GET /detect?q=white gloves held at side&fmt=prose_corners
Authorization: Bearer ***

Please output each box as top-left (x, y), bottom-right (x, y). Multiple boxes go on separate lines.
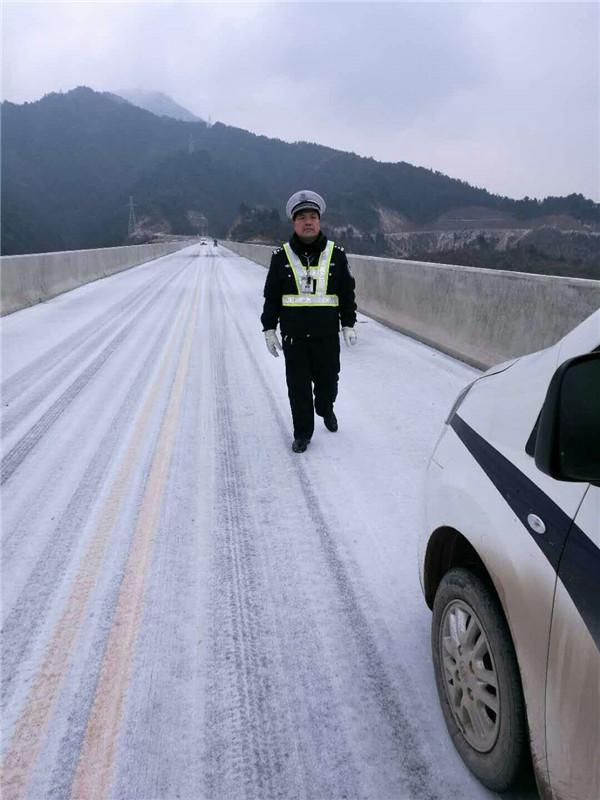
top-left (265, 327), bottom-right (356, 355)
top-left (342, 326), bottom-right (357, 347)
top-left (264, 329), bottom-right (283, 357)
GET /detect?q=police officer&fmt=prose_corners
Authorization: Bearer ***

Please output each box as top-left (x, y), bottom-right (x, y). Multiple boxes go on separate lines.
top-left (261, 190), bottom-right (357, 453)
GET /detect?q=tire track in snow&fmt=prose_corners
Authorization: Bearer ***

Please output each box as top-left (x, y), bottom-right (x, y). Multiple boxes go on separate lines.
top-left (0, 278), bottom-right (188, 703)
top-left (0, 260), bottom-right (190, 486)
top-left (1, 257), bottom-right (164, 401)
top-left (0, 273), bottom-right (186, 562)
top-left (106, 261), bottom-right (215, 800)
top-left (217, 263), bottom-right (443, 800)
top-left (0, 273), bottom-right (198, 800)
top-left (69, 269), bottom-right (202, 800)
top-left (1, 255), bottom-right (191, 437)
top-left (204, 266), bottom-right (360, 800)
top-left (204, 277), bottom-right (280, 800)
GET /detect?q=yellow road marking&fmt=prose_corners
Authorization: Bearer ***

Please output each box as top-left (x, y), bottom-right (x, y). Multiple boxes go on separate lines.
top-left (1, 277), bottom-right (195, 800)
top-left (71, 274), bottom-right (202, 800)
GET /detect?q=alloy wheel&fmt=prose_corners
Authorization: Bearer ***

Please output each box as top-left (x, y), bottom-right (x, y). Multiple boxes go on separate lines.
top-left (439, 599), bottom-right (500, 752)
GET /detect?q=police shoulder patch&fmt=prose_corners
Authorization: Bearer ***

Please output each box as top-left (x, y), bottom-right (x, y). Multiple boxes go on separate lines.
top-left (272, 246), bottom-right (283, 255)
top-left (334, 244), bottom-right (345, 252)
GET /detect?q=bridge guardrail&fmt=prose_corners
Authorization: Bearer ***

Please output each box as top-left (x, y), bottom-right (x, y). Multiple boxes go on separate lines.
top-left (224, 240), bottom-right (600, 369)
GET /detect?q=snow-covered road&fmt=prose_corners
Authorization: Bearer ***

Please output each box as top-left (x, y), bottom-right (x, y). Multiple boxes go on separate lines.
top-left (1, 245), bottom-right (538, 800)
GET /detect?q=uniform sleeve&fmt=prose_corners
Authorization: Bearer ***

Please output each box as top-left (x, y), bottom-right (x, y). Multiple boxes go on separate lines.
top-left (260, 254), bottom-right (282, 331)
top-left (337, 250), bottom-right (357, 328)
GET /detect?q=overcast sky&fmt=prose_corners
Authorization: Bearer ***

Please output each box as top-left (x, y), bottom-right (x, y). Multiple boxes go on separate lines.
top-left (2, 1), bottom-right (598, 201)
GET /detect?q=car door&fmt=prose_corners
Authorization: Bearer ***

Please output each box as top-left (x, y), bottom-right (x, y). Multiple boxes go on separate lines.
top-left (545, 485), bottom-right (600, 800)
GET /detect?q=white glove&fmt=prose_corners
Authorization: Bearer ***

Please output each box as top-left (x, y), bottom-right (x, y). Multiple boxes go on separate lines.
top-left (264, 329), bottom-right (283, 357)
top-left (342, 326), bottom-right (357, 347)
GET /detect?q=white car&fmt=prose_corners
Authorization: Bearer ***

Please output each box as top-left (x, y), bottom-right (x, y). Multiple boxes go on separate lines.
top-left (419, 309), bottom-right (599, 800)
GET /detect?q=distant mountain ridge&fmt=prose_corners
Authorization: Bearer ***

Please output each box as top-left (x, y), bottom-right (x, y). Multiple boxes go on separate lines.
top-left (112, 90), bottom-right (203, 122)
top-left (1, 86), bottom-right (598, 277)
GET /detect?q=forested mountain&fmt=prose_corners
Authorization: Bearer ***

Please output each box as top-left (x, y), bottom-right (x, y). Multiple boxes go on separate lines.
top-left (2, 87), bottom-right (598, 277)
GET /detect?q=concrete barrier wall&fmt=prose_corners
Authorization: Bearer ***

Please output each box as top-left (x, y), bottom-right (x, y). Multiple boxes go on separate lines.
top-left (224, 241), bottom-right (600, 369)
top-left (224, 242), bottom-right (273, 268)
top-left (0, 241), bottom-right (195, 316)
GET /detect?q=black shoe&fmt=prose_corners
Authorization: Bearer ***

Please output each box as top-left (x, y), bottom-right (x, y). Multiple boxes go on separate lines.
top-left (292, 438), bottom-right (310, 453)
top-left (323, 411), bottom-right (338, 432)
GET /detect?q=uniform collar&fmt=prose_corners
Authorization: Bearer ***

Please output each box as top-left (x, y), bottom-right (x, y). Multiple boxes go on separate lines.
top-left (290, 231), bottom-right (328, 257)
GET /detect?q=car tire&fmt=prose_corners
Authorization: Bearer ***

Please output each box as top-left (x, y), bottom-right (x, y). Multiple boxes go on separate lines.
top-left (431, 567), bottom-right (528, 792)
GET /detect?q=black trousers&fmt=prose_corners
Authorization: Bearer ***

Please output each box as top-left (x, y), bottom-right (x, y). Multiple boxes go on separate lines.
top-left (282, 334), bottom-right (340, 439)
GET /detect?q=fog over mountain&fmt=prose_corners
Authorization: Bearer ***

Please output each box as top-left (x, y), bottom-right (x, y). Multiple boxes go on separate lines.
top-left (2, 87), bottom-right (598, 277)
top-left (113, 90), bottom-right (203, 122)
top-left (3, 3), bottom-right (597, 203)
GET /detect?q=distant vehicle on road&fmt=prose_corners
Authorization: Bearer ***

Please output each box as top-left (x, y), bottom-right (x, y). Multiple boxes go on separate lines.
top-left (419, 310), bottom-right (599, 800)
top-left (199, 238), bottom-right (207, 246)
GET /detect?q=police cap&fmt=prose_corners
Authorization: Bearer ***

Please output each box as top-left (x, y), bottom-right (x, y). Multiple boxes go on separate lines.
top-left (286, 190), bottom-right (326, 220)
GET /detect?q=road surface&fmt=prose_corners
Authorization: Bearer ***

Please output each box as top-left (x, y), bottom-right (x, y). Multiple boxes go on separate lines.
top-left (1, 244), bottom-right (537, 799)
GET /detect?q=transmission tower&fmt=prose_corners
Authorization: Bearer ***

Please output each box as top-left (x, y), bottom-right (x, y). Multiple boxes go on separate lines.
top-left (128, 196), bottom-right (137, 237)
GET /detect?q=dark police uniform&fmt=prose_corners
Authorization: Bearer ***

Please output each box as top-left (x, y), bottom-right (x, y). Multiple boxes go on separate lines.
top-left (261, 231), bottom-right (357, 441)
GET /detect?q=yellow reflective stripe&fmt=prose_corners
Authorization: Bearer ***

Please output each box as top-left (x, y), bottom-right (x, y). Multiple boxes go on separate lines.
top-left (319, 241), bottom-right (335, 295)
top-left (282, 294), bottom-right (339, 306)
top-left (283, 243), bottom-right (301, 293)
top-left (282, 241), bottom-right (336, 304)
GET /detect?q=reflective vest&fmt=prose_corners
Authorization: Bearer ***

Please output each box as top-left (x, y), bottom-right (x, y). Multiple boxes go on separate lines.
top-left (281, 241), bottom-right (339, 307)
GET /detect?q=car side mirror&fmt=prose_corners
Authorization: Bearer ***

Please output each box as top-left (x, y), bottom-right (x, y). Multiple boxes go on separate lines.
top-left (535, 352), bottom-right (600, 482)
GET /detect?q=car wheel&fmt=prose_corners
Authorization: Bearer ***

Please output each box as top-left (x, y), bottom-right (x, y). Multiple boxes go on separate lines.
top-left (431, 567), bottom-right (528, 791)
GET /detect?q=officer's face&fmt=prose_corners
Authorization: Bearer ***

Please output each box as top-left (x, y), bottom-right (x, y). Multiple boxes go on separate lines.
top-left (293, 210), bottom-right (320, 242)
